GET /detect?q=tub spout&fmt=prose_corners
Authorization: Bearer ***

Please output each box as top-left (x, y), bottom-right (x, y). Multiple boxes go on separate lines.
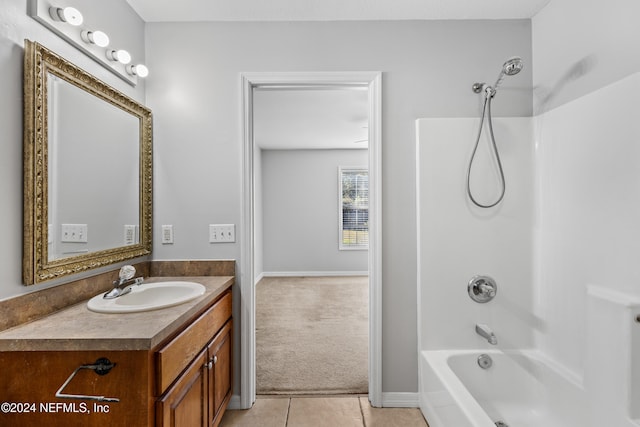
top-left (475, 323), bottom-right (497, 345)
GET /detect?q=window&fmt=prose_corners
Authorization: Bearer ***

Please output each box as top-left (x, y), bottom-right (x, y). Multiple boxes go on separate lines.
top-left (339, 167), bottom-right (369, 250)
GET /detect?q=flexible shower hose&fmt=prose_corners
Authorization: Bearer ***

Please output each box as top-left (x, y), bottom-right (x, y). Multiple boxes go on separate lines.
top-left (466, 89), bottom-right (506, 208)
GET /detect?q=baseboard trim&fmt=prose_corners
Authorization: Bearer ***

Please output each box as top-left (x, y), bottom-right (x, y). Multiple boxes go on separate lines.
top-left (254, 272), bottom-right (264, 285)
top-left (381, 392), bottom-right (420, 408)
top-left (260, 271), bottom-right (369, 279)
top-left (228, 394), bottom-right (243, 410)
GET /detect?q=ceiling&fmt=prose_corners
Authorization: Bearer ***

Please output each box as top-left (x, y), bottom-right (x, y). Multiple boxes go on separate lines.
top-left (253, 88), bottom-right (369, 150)
top-left (126, 0), bottom-right (552, 22)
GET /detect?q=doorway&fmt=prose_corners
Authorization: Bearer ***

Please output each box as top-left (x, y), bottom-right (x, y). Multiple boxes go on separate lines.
top-left (240, 72), bottom-right (382, 408)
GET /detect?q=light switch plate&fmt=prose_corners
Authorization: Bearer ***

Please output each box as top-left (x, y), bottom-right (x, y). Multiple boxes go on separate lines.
top-left (61, 224), bottom-right (88, 243)
top-left (209, 224), bottom-right (235, 243)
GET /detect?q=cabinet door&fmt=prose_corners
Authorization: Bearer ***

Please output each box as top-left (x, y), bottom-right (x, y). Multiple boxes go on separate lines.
top-left (157, 349), bottom-right (207, 427)
top-left (207, 320), bottom-right (233, 427)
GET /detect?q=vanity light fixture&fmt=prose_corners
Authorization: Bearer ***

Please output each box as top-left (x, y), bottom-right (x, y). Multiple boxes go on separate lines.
top-left (80, 30), bottom-right (110, 48)
top-left (31, 3), bottom-right (147, 85)
top-left (106, 49), bottom-right (131, 65)
top-left (126, 64), bottom-right (149, 78)
top-left (49, 6), bottom-right (83, 26)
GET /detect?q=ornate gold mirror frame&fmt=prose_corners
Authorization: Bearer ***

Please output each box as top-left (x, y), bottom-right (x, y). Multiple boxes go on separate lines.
top-left (23, 40), bottom-right (153, 285)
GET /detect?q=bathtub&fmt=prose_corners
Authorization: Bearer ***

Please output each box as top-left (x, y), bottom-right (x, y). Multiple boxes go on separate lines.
top-left (419, 349), bottom-right (589, 427)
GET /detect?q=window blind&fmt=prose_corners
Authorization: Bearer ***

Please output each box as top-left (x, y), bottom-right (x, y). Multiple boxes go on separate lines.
top-left (340, 168), bottom-right (369, 249)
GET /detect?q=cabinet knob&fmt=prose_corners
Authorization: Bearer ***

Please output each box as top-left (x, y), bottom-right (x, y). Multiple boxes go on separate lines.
top-left (206, 361), bottom-right (213, 370)
top-left (213, 356), bottom-right (218, 364)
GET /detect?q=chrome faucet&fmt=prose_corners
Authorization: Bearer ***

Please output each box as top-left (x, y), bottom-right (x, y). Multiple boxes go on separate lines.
top-left (475, 323), bottom-right (497, 345)
top-left (103, 265), bottom-right (144, 299)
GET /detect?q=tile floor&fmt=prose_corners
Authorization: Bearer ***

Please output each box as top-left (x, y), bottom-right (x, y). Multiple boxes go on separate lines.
top-left (220, 396), bottom-right (429, 427)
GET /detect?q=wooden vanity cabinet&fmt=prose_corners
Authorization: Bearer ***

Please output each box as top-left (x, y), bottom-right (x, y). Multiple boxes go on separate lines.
top-left (0, 349), bottom-right (154, 427)
top-left (0, 277), bottom-right (233, 427)
top-left (155, 291), bottom-right (233, 427)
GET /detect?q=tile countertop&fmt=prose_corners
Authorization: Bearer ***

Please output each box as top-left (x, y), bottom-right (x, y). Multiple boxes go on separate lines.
top-left (0, 276), bottom-right (233, 352)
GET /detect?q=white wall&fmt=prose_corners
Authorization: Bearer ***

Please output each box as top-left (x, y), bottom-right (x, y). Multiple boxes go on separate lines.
top-left (0, 0), bottom-right (145, 300)
top-left (532, 0), bottom-right (640, 114)
top-left (145, 19), bottom-right (532, 393)
top-left (261, 149), bottom-right (368, 275)
top-left (417, 117), bottom-right (534, 352)
top-left (532, 0), bottom-right (640, 383)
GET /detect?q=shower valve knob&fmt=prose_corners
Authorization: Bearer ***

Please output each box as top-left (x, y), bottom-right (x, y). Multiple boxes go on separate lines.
top-left (468, 275), bottom-right (497, 303)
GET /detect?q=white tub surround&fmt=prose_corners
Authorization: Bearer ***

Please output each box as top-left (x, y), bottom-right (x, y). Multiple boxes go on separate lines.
top-left (416, 117), bottom-right (534, 353)
top-left (417, 76), bottom-right (640, 427)
top-left (587, 285), bottom-right (640, 426)
top-left (420, 350), bottom-right (589, 427)
top-left (533, 73), bottom-right (640, 382)
top-left (418, 287), bottom-right (640, 427)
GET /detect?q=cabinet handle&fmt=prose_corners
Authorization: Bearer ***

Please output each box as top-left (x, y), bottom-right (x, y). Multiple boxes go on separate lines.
top-left (205, 356), bottom-right (218, 370)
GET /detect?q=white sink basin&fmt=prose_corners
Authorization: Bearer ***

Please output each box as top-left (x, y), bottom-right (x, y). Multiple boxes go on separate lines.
top-left (87, 281), bottom-right (206, 313)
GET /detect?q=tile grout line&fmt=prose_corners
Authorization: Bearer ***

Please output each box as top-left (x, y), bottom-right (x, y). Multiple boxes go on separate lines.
top-left (284, 397), bottom-right (292, 427)
top-left (358, 397), bottom-right (367, 427)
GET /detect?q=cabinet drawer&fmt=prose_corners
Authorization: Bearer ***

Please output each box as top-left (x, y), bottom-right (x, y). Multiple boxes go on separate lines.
top-left (157, 292), bottom-right (232, 394)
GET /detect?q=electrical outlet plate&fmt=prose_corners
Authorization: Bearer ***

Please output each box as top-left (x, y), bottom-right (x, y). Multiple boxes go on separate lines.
top-left (209, 224), bottom-right (235, 243)
top-left (124, 225), bottom-right (138, 245)
top-left (161, 225), bottom-right (174, 244)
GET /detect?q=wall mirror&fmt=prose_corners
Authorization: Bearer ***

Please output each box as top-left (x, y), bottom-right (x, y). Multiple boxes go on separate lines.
top-left (23, 40), bottom-right (153, 285)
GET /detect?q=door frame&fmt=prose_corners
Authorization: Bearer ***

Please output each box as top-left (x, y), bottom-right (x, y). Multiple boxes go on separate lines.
top-left (240, 71), bottom-right (382, 408)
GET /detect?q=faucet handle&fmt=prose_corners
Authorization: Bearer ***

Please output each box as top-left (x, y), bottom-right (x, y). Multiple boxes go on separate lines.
top-left (468, 275), bottom-right (497, 303)
top-left (118, 265), bottom-right (136, 281)
top-left (478, 283), bottom-right (496, 297)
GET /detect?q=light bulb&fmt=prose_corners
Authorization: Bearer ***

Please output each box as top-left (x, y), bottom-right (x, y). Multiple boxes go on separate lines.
top-left (49, 7), bottom-right (83, 26)
top-left (127, 64), bottom-right (149, 78)
top-left (106, 49), bottom-right (131, 65)
top-left (134, 64), bottom-right (149, 78)
top-left (81, 30), bottom-right (110, 48)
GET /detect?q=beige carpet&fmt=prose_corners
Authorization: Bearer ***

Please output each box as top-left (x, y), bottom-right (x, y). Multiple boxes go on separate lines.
top-left (256, 276), bottom-right (368, 395)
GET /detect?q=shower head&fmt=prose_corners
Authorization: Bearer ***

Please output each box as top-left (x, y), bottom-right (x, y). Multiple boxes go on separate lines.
top-left (493, 56), bottom-right (523, 91)
top-left (502, 56), bottom-right (523, 76)
top-left (471, 56), bottom-right (524, 96)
